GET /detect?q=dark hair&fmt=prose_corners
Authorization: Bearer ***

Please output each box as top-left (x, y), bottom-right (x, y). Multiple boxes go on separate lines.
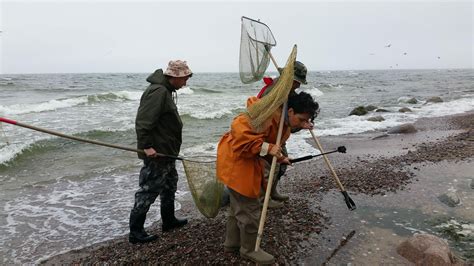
top-left (287, 91), bottom-right (319, 122)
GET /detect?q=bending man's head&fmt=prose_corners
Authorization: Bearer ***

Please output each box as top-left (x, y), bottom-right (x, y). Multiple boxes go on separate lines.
top-left (287, 91), bottom-right (319, 131)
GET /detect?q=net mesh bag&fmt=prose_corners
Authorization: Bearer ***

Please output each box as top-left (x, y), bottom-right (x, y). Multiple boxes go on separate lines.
top-left (239, 16), bottom-right (277, 84)
top-left (183, 158), bottom-right (223, 218)
top-left (246, 45), bottom-right (297, 132)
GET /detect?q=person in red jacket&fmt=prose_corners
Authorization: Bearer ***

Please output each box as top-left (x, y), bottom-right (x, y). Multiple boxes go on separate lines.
top-left (257, 61), bottom-right (313, 206)
top-left (216, 91), bottom-right (318, 264)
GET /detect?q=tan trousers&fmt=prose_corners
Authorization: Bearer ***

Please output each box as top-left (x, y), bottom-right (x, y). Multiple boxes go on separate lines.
top-left (228, 188), bottom-right (261, 236)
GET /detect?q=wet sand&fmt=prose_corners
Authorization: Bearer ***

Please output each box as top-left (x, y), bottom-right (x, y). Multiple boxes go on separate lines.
top-left (42, 111), bottom-right (473, 265)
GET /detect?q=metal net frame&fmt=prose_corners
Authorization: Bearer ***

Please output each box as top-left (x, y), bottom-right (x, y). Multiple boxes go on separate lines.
top-left (239, 16), bottom-right (277, 84)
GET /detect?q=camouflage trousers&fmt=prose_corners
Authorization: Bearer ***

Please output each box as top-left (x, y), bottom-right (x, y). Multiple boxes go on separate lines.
top-left (130, 158), bottom-right (178, 217)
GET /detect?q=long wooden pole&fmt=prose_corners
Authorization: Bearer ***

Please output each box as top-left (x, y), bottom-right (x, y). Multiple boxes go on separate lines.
top-left (255, 50), bottom-right (287, 251)
top-left (255, 104), bottom-right (286, 251)
top-left (309, 129), bottom-right (345, 190)
top-left (0, 117), bottom-right (183, 160)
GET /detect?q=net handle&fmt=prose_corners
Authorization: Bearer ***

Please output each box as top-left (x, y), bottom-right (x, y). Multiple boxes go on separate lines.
top-left (255, 49), bottom-right (287, 251)
top-left (0, 117), bottom-right (214, 162)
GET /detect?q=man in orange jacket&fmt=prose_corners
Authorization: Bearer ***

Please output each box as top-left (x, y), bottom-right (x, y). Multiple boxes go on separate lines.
top-left (257, 61), bottom-right (311, 206)
top-left (216, 91), bottom-right (318, 264)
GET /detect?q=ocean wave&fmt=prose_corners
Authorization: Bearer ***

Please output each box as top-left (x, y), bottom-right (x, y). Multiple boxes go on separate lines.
top-left (0, 142), bottom-right (34, 167)
top-left (87, 90), bottom-right (142, 103)
top-left (302, 87), bottom-right (324, 98)
top-left (177, 87), bottom-right (194, 95)
top-left (193, 88), bottom-right (222, 94)
top-left (0, 97), bottom-right (89, 115)
top-left (180, 107), bottom-right (244, 120)
top-left (316, 97), bottom-right (474, 136)
top-left (0, 128), bottom-right (135, 166)
top-left (316, 83), bottom-right (344, 90)
top-left (0, 91), bottom-right (142, 115)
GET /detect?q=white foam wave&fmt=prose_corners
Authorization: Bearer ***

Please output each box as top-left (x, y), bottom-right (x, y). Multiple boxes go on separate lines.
top-left (397, 96), bottom-right (419, 103)
top-left (286, 132), bottom-right (321, 158)
top-left (177, 87), bottom-right (194, 95)
top-left (417, 97), bottom-right (474, 118)
top-left (0, 97), bottom-right (88, 115)
top-left (182, 142), bottom-right (217, 156)
top-left (0, 142), bottom-right (35, 165)
top-left (182, 108), bottom-right (235, 119)
top-left (303, 87), bottom-right (324, 98)
top-left (179, 97), bottom-right (246, 120)
top-left (106, 90), bottom-right (142, 101)
top-left (0, 169), bottom-right (189, 264)
top-left (315, 97), bottom-right (474, 136)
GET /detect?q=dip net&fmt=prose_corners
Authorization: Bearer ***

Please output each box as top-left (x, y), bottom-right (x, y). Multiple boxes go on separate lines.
top-left (182, 158), bottom-right (223, 218)
top-left (239, 16), bottom-right (277, 84)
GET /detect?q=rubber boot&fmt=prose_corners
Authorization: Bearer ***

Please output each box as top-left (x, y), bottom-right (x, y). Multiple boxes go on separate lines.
top-left (270, 177), bottom-right (289, 202)
top-left (129, 211), bottom-right (158, 244)
top-left (260, 196), bottom-right (284, 209)
top-left (223, 216), bottom-right (240, 253)
top-left (239, 230), bottom-right (275, 264)
top-left (161, 202), bottom-right (188, 232)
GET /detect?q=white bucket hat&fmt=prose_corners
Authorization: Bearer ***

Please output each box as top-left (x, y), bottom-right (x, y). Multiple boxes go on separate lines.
top-left (164, 60), bottom-right (193, 77)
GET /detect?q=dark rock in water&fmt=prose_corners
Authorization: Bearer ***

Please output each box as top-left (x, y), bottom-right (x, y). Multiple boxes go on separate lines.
top-left (437, 191), bottom-right (461, 207)
top-left (399, 107), bottom-right (412, 113)
top-left (388, 123), bottom-right (417, 134)
top-left (397, 233), bottom-right (457, 265)
top-left (349, 106), bottom-right (368, 116)
top-left (426, 96), bottom-right (443, 103)
top-left (367, 116), bottom-right (385, 122)
top-left (470, 179), bottom-right (474, 189)
top-left (375, 108), bottom-right (389, 112)
top-left (365, 105), bottom-right (378, 111)
top-left (406, 97), bottom-right (418, 104)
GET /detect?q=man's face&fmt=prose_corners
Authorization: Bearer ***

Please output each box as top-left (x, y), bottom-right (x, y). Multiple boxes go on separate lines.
top-left (170, 75), bottom-right (191, 89)
top-left (291, 80), bottom-right (301, 91)
top-left (287, 108), bottom-right (311, 131)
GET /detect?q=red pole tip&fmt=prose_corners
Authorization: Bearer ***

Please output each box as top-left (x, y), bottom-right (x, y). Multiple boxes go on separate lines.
top-left (0, 117), bottom-right (17, 125)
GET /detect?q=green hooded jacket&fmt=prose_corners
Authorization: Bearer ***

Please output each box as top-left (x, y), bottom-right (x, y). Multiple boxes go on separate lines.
top-left (135, 69), bottom-right (183, 159)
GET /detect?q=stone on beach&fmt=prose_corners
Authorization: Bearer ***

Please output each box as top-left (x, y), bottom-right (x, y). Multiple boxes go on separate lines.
top-left (399, 107), bottom-right (412, 113)
top-left (438, 191), bottom-right (461, 207)
top-left (426, 96), bottom-right (444, 103)
top-left (349, 106), bottom-right (368, 116)
top-left (367, 116), bottom-right (385, 122)
top-left (388, 123), bottom-right (418, 134)
top-left (396, 233), bottom-right (457, 265)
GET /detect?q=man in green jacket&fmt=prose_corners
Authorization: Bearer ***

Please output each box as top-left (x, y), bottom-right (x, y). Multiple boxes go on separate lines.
top-left (129, 60), bottom-right (192, 244)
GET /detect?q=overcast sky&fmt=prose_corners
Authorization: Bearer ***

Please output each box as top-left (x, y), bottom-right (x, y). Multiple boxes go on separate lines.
top-left (0, 1), bottom-right (472, 74)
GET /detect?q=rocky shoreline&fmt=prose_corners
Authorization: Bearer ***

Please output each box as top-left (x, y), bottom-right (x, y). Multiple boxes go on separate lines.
top-left (42, 111), bottom-right (473, 265)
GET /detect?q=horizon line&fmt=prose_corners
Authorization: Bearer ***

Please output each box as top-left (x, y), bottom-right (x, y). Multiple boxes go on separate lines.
top-left (1, 67), bottom-right (472, 75)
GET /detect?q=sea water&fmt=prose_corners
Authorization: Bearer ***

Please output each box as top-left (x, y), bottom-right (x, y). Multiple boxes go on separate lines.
top-left (0, 69), bottom-right (473, 263)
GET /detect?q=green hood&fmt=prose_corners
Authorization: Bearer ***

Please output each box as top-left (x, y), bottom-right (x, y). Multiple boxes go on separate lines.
top-left (146, 69), bottom-right (176, 91)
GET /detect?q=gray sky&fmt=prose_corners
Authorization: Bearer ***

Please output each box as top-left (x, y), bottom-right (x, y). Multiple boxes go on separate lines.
top-left (0, 0), bottom-right (472, 74)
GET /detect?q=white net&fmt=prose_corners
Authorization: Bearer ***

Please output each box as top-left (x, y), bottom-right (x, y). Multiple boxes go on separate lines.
top-left (239, 16), bottom-right (277, 84)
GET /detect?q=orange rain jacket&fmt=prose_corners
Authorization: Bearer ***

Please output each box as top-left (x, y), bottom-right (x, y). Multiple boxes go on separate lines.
top-left (216, 96), bottom-right (291, 198)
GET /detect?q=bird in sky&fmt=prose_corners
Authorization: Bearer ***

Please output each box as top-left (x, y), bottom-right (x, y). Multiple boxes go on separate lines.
top-left (437, 56), bottom-right (441, 59)
top-left (385, 44), bottom-right (391, 48)
top-left (403, 52), bottom-right (407, 55)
